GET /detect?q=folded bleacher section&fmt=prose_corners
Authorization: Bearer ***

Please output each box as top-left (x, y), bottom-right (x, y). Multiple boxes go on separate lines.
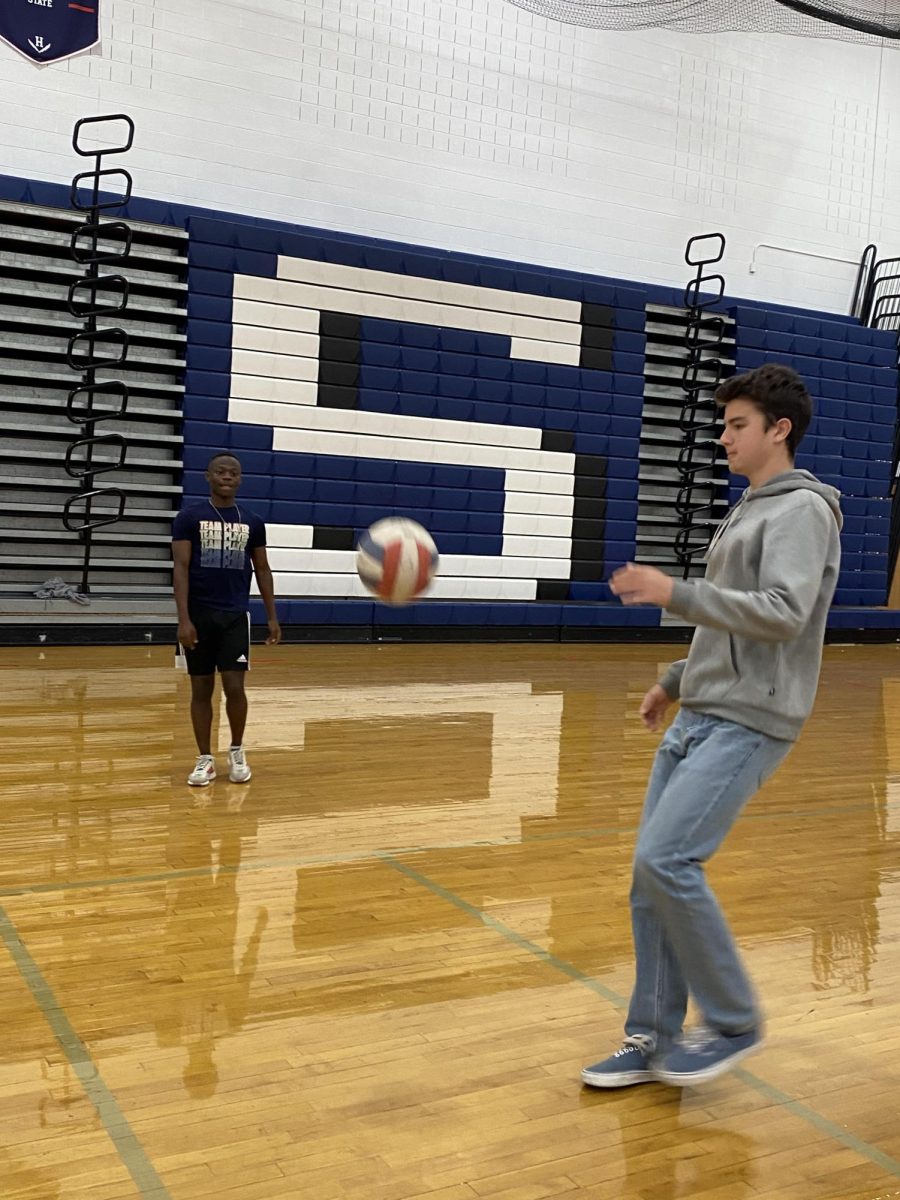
top-left (0, 199), bottom-right (187, 604)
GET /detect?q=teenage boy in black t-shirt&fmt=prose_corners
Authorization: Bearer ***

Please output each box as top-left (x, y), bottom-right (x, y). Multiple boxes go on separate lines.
top-left (172, 453), bottom-right (281, 786)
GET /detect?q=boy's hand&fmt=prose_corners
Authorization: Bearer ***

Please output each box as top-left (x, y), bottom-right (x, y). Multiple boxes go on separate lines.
top-left (639, 684), bottom-right (671, 732)
top-left (266, 619), bottom-right (282, 646)
top-left (610, 563), bottom-right (674, 608)
top-left (177, 621), bottom-right (198, 651)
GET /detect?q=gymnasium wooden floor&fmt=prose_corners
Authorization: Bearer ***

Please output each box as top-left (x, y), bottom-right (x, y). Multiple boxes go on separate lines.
top-left (2, 640), bottom-right (900, 1200)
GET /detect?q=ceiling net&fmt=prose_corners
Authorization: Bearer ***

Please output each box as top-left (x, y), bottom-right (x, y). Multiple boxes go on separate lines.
top-left (502, 1), bottom-right (900, 42)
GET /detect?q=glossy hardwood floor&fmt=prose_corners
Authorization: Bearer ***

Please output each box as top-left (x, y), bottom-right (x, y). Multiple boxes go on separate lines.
top-left (2, 640), bottom-right (899, 1200)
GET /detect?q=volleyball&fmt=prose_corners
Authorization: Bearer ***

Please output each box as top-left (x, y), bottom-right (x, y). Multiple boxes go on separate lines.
top-left (356, 518), bottom-right (439, 605)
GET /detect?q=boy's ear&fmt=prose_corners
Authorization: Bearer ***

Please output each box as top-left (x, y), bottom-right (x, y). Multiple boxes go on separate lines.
top-left (773, 417), bottom-right (792, 444)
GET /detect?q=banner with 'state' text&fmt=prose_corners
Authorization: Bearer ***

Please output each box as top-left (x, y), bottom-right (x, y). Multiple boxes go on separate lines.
top-left (0, 0), bottom-right (100, 66)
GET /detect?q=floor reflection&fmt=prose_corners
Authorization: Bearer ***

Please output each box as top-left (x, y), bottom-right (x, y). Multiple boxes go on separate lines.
top-left (581, 1089), bottom-right (760, 1199)
top-left (152, 787), bottom-right (267, 1099)
top-left (235, 681), bottom-right (564, 854)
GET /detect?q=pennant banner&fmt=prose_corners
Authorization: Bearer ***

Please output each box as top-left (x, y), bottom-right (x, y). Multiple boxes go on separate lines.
top-left (0, 0), bottom-right (100, 66)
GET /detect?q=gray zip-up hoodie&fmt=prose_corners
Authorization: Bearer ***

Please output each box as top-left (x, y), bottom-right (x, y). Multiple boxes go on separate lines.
top-left (658, 470), bottom-right (842, 741)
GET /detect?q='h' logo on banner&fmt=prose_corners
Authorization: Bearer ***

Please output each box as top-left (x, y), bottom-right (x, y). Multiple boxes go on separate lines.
top-left (0, 0), bottom-right (100, 66)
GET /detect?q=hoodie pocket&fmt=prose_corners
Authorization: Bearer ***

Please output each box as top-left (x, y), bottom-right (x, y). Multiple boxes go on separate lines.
top-left (731, 635), bottom-right (779, 703)
top-left (681, 627), bottom-right (741, 702)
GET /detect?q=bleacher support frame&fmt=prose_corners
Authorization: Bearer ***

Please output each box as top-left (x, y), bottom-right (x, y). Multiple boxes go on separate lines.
top-left (673, 233), bottom-right (730, 577)
top-left (63, 115), bottom-right (136, 595)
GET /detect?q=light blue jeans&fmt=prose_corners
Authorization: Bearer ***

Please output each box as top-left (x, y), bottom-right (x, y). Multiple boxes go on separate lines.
top-left (625, 707), bottom-right (792, 1046)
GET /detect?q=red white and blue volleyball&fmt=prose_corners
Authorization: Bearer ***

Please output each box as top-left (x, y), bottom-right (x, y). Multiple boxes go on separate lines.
top-left (356, 518), bottom-right (439, 605)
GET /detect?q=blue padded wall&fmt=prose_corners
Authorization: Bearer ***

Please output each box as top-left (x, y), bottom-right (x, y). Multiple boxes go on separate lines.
top-left (182, 218), bottom-right (900, 633)
top-left (184, 216), bottom-right (651, 630)
top-left (733, 308), bottom-right (897, 611)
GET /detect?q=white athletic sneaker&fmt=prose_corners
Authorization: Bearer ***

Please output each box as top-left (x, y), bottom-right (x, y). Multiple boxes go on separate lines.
top-left (187, 754), bottom-right (216, 787)
top-left (228, 746), bottom-right (252, 783)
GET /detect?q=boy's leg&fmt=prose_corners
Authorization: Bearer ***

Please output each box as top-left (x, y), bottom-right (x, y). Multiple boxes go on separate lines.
top-left (625, 709), bottom-right (692, 1047)
top-left (186, 672), bottom-right (218, 786)
top-left (633, 712), bottom-right (791, 1036)
top-left (217, 611), bottom-right (250, 747)
top-left (218, 611), bottom-right (251, 783)
top-left (220, 672), bottom-right (248, 746)
top-left (221, 672), bottom-right (251, 782)
top-left (189, 675), bottom-right (215, 754)
top-left (184, 607), bottom-right (218, 756)
top-left (582, 711), bottom-right (694, 1088)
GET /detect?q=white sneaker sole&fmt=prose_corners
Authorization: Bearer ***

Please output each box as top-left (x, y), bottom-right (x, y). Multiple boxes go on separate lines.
top-left (188, 773), bottom-right (216, 787)
top-left (229, 770), bottom-right (252, 784)
top-left (652, 1038), bottom-right (764, 1087)
top-left (581, 1067), bottom-right (656, 1088)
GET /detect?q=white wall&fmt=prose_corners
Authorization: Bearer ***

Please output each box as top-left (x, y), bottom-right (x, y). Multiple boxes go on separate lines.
top-left (1, 0), bottom-right (898, 312)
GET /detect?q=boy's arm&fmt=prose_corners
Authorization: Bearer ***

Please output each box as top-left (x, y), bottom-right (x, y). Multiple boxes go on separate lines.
top-left (665, 498), bottom-right (836, 642)
top-left (250, 545), bottom-right (281, 645)
top-left (172, 540), bottom-right (197, 648)
top-left (659, 659), bottom-right (686, 699)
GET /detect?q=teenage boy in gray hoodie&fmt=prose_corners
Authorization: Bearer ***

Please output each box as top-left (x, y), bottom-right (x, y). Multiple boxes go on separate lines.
top-left (582, 364), bottom-right (842, 1089)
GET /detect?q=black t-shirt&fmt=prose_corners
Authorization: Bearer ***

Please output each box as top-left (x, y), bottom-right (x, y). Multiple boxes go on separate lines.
top-left (172, 501), bottom-right (266, 612)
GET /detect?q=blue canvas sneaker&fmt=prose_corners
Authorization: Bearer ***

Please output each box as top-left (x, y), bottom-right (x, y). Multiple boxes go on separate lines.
top-left (653, 1026), bottom-right (763, 1086)
top-left (581, 1034), bottom-right (657, 1088)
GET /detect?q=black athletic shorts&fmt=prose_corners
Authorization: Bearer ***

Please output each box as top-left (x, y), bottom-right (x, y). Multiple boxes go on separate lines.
top-left (178, 606), bottom-right (250, 676)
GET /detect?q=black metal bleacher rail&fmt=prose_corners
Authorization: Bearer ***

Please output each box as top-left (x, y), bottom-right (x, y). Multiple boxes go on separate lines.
top-left (673, 233), bottom-right (731, 578)
top-left (0, 129), bottom-right (187, 627)
top-left (851, 246), bottom-right (900, 333)
top-left (64, 114), bottom-right (135, 594)
top-left (849, 243), bottom-right (877, 325)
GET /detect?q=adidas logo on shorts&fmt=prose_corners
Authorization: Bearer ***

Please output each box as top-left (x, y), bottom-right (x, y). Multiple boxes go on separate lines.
top-left (236, 654), bottom-right (248, 663)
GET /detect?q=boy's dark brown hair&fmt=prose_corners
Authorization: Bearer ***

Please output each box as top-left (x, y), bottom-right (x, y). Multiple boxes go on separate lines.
top-left (715, 364), bottom-right (812, 458)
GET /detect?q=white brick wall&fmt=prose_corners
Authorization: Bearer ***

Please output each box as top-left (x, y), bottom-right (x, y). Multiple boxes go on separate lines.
top-left (0, 0), bottom-right (897, 311)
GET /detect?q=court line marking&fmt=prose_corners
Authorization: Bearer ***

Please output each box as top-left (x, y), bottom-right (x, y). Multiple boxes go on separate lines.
top-left (379, 853), bottom-right (900, 1183)
top-left (0, 795), bottom-right (895, 900)
top-left (0, 905), bottom-right (173, 1200)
